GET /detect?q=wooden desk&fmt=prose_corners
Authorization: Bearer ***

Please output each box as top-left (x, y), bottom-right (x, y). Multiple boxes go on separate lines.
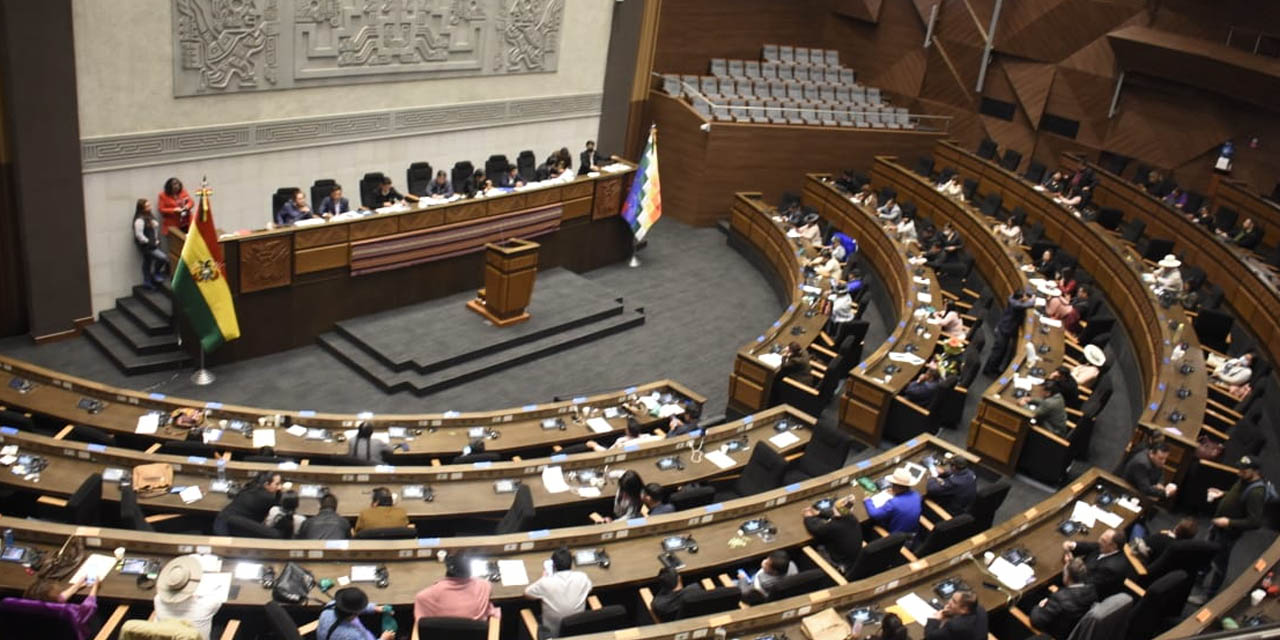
top-left (1160, 537), bottom-right (1280, 638)
top-left (869, 156), bottom-right (1067, 476)
top-left (0, 354), bottom-right (703, 461)
top-left (571, 467), bottom-right (1140, 640)
top-left (935, 141), bottom-right (1209, 484)
top-left (726, 193), bottom-right (833, 415)
top-left (0, 406), bottom-right (810, 523)
top-left (0, 435), bottom-right (972, 606)
top-left (802, 176), bottom-right (937, 446)
top-left (167, 166), bottom-right (636, 362)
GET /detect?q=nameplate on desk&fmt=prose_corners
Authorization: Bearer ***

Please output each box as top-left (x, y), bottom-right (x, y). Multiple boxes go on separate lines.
top-left (612, 629), bottom-right (640, 639)
top-left (910, 560), bottom-right (929, 570)
top-left (417, 538), bottom-right (441, 548)
top-left (704, 503), bottom-right (724, 513)
top-left (325, 540), bottom-right (349, 550)
top-left (74, 526), bottom-right (102, 537)
top-left (87, 444), bottom-right (107, 453)
top-left (528, 529), bottom-right (551, 539)
top-left (856, 459), bottom-right (871, 469)
top-left (149, 393), bottom-right (166, 400)
top-left (970, 533), bottom-right (987, 545)
top-left (205, 402), bottom-right (223, 409)
top-left (298, 410), bottom-right (316, 417)
top-left (627, 517), bottom-right (646, 527)
top-left (523, 404), bottom-right (538, 411)
top-left (1256, 559), bottom-right (1269, 572)
top-left (572, 397), bottom-right (587, 404)
top-left (443, 411), bottom-right (460, 418)
top-left (785, 483), bottom-right (802, 493)
top-left (0, 426), bottom-right (18, 435)
top-left (357, 412), bottom-right (374, 419)
top-left (742, 415), bottom-right (753, 424)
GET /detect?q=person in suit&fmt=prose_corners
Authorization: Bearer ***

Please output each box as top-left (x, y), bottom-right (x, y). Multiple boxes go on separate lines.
top-left (902, 368), bottom-right (941, 406)
top-left (650, 566), bottom-right (702, 621)
top-left (641, 483), bottom-right (674, 515)
top-left (1122, 442), bottom-right (1177, 503)
top-left (927, 223), bottom-right (964, 266)
top-left (1136, 517), bottom-right (1196, 563)
top-left (354, 487), bottom-right (410, 534)
top-left (876, 195), bottom-right (902, 223)
top-left (297, 494), bottom-right (351, 540)
top-left (1221, 217), bottom-right (1262, 250)
top-left (925, 590), bottom-right (988, 640)
top-left (426, 170), bottom-right (454, 197)
top-left (1048, 366), bottom-right (1080, 410)
top-left (665, 403), bottom-right (702, 439)
top-left (274, 188), bottom-right (312, 225)
top-left (1019, 378), bottom-right (1068, 435)
top-left (372, 176), bottom-right (419, 208)
top-left (985, 290), bottom-right (1034, 375)
top-left (801, 496), bottom-right (863, 575)
top-left (316, 184), bottom-right (353, 216)
top-left (926, 455), bottom-right (977, 515)
top-left (213, 471), bottom-right (282, 535)
top-left (497, 164), bottom-right (525, 189)
top-left (1063, 528), bottom-right (1129, 598)
top-left (737, 550), bottom-right (798, 601)
top-left (578, 140), bottom-right (609, 174)
top-left (1029, 558), bottom-right (1097, 640)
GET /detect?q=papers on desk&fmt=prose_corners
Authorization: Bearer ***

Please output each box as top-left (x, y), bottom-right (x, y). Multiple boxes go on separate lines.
top-left (586, 417), bottom-right (613, 434)
top-left (801, 285), bottom-right (824, 295)
top-left (1021, 264), bottom-right (1036, 272)
top-left (603, 163), bottom-right (631, 173)
top-left (1116, 496), bottom-right (1142, 513)
top-left (371, 431), bottom-right (391, 444)
top-left (577, 486), bottom-right (602, 498)
top-left (916, 292), bottom-right (933, 304)
top-left (658, 404), bottom-right (685, 418)
top-left (135, 413), bottom-right (159, 434)
top-left (1095, 508), bottom-right (1123, 529)
top-left (1040, 316), bottom-right (1062, 328)
top-left (541, 466), bottom-right (570, 494)
top-left (233, 562), bottom-right (263, 581)
top-left (197, 554), bottom-right (222, 573)
top-left (988, 556), bottom-right (1036, 589)
top-left (868, 489), bottom-right (892, 509)
top-left (912, 276), bottom-right (931, 285)
top-left (895, 592), bottom-right (938, 626)
top-left (1034, 296), bottom-right (1047, 307)
top-left (202, 429), bottom-right (223, 444)
top-left (103, 468), bottom-right (125, 483)
top-left (332, 211), bottom-right (364, 222)
top-left (196, 572), bottom-right (232, 600)
top-left (769, 431), bottom-right (801, 449)
top-left (497, 559), bottom-right (530, 587)
top-left (252, 429), bottom-right (276, 448)
top-left (1163, 426), bottom-right (1183, 436)
top-left (786, 229), bottom-right (801, 238)
top-left (70, 553), bottom-right (116, 584)
top-left (705, 450), bottom-right (737, 470)
top-left (178, 485), bottom-right (204, 504)
top-left (1013, 376), bottom-right (1044, 391)
top-left (284, 425), bottom-right (308, 438)
top-left (293, 217), bottom-right (326, 227)
top-left (758, 352), bottom-right (783, 369)
top-left (469, 559), bottom-right (492, 581)
top-left (1069, 500), bottom-right (1124, 529)
top-left (350, 565), bottom-right (378, 582)
top-left (888, 351), bottom-right (926, 366)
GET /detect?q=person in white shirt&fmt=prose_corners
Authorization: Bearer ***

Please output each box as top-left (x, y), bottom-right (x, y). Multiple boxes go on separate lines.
top-left (1071, 345), bottom-right (1106, 387)
top-left (830, 284), bottom-right (856, 324)
top-left (929, 301), bottom-right (965, 339)
top-left (795, 212), bottom-right (822, 245)
top-left (737, 550), bottom-right (799, 602)
top-left (1150, 254), bottom-right (1183, 296)
top-left (937, 175), bottom-right (963, 198)
top-left (809, 249), bottom-right (842, 279)
top-left (1208, 351), bottom-right (1253, 387)
top-left (152, 555), bottom-right (227, 640)
top-left (894, 215), bottom-right (918, 244)
top-left (993, 219), bottom-right (1023, 246)
top-left (524, 548), bottom-right (593, 638)
top-left (851, 184), bottom-right (878, 210)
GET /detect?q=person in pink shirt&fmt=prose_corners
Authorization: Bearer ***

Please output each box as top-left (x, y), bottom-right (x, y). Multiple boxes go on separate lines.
top-left (414, 553), bottom-right (500, 622)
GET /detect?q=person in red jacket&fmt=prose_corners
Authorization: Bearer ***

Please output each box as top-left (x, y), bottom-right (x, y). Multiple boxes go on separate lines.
top-left (157, 177), bottom-right (194, 237)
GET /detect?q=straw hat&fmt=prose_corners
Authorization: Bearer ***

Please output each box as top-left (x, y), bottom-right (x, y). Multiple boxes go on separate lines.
top-left (1158, 254), bottom-right (1181, 269)
top-left (156, 555), bottom-right (203, 604)
top-left (1083, 345), bottom-right (1106, 367)
top-left (887, 466), bottom-right (916, 487)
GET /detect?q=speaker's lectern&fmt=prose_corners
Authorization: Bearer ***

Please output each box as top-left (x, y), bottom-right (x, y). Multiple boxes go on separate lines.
top-left (466, 238), bottom-right (539, 327)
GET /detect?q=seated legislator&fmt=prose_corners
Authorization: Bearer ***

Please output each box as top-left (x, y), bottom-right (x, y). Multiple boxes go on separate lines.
top-left (349, 422), bottom-right (394, 464)
top-left (274, 188), bottom-right (313, 226)
top-left (830, 231), bottom-right (858, 262)
top-left (579, 139), bottom-right (609, 174)
top-left (1162, 186), bottom-right (1189, 211)
top-left (158, 177), bottom-right (194, 236)
top-left (925, 590), bottom-right (988, 640)
top-left (993, 219), bottom-right (1023, 246)
top-left (893, 213), bottom-right (919, 245)
top-left (265, 490), bottom-right (306, 538)
top-left (318, 587), bottom-right (394, 640)
top-left (1134, 517), bottom-right (1197, 563)
top-left (1049, 366), bottom-right (1080, 410)
top-left (1054, 183), bottom-right (1092, 211)
top-left (1221, 217), bottom-right (1263, 250)
top-left (737, 550), bottom-right (799, 601)
top-left (641, 483), bottom-right (675, 515)
top-left (354, 487), bottom-right (410, 534)
top-left (794, 211), bottom-right (823, 244)
top-left (665, 403), bottom-right (702, 439)
top-left (926, 455), bottom-right (977, 515)
top-left (1055, 266), bottom-right (1078, 297)
top-left (152, 555), bottom-right (228, 640)
top-left (808, 248), bottom-right (842, 279)
top-left (297, 493), bottom-right (350, 540)
top-left (1034, 248), bottom-right (1058, 278)
top-left (850, 183), bottom-right (878, 210)
top-left (1146, 255), bottom-right (1183, 297)
top-left (937, 175), bottom-right (963, 198)
top-left (929, 301), bottom-right (966, 339)
top-left (877, 196), bottom-right (903, 223)
top-left (1018, 378), bottom-right (1068, 436)
top-left (316, 184), bottom-right (354, 216)
top-left (1207, 351), bottom-right (1254, 388)
top-left (372, 176), bottom-right (419, 208)
top-left (1029, 558), bottom-right (1097, 640)
top-left (414, 553), bottom-right (500, 621)
top-left (497, 164), bottom-right (525, 189)
top-left (802, 496), bottom-right (863, 574)
top-left (902, 369), bottom-right (942, 407)
top-left (426, 170), bottom-right (454, 197)
top-left (651, 567), bottom-right (703, 622)
top-left (213, 471), bottom-right (282, 535)
top-left (927, 223), bottom-right (964, 266)
top-left (865, 467), bottom-right (923, 535)
top-left (1063, 528), bottom-right (1129, 598)
top-left (13, 575), bottom-right (102, 640)
top-left (1041, 170), bottom-right (1066, 194)
top-left (778, 342), bottom-right (816, 386)
top-left (524, 548), bottom-right (593, 637)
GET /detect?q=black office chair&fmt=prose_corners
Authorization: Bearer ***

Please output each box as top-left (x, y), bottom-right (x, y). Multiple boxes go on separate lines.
top-left (1182, 191), bottom-right (1204, 214)
top-left (355, 526), bottom-right (417, 540)
top-left (766, 569), bottom-right (832, 601)
top-left (0, 409), bottom-right (34, 430)
top-left (484, 154), bottom-right (510, 184)
top-left (979, 192), bottom-right (1002, 216)
top-left (271, 187), bottom-right (298, 218)
top-left (962, 178), bottom-right (979, 202)
top-left (976, 137), bottom-right (997, 160)
top-left (913, 156), bottom-right (934, 178)
top-left (678, 586), bottom-right (741, 618)
top-left (310, 178), bottom-right (337, 210)
top-left (1136, 237), bottom-right (1174, 262)
top-left (1118, 218), bottom-right (1146, 244)
top-left (669, 485), bottom-right (716, 511)
top-left (783, 423), bottom-right (854, 484)
top-left (451, 161), bottom-right (475, 193)
top-left (558, 604), bottom-right (629, 636)
top-left (1024, 160), bottom-right (1046, 184)
top-left (911, 513), bottom-right (978, 556)
top-left (264, 602), bottom-right (304, 640)
top-left (1095, 207), bottom-right (1123, 230)
top-left (67, 424), bottom-right (115, 446)
top-left (1000, 148), bottom-right (1022, 172)
top-left (516, 150), bottom-right (537, 183)
top-left (64, 473), bottom-right (103, 526)
top-left (966, 480), bottom-right (1010, 530)
top-left (1125, 570), bottom-right (1191, 640)
top-left (845, 532), bottom-right (910, 580)
top-left (406, 162), bottom-right (432, 196)
top-left (1212, 206), bottom-right (1239, 234)
top-left (494, 484), bottom-right (534, 534)
top-left (417, 617), bottom-right (488, 640)
top-left (119, 484), bottom-right (154, 532)
top-left (157, 440), bottom-right (218, 458)
top-left (358, 172), bottom-right (385, 209)
top-left (1192, 308), bottom-right (1234, 354)
top-left (452, 452), bottom-right (501, 465)
top-left (716, 442), bottom-right (787, 500)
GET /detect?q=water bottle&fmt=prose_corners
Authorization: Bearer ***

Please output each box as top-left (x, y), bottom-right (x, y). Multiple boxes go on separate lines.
top-left (3, 528), bottom-right (13, 550)
top-left (216, 458), bottom-right (227, 484)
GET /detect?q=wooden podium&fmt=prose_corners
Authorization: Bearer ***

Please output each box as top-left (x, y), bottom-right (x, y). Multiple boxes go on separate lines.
top-left (467, 238), bottom-right (540, 326)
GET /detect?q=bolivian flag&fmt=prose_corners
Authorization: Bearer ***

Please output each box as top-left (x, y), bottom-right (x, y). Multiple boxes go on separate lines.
top-left (621, 125), bottom-right (662, 241)
top-left (171, 185), bottom-right (240, 352)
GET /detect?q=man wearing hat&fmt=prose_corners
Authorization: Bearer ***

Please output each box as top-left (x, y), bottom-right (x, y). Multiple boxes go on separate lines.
top-left (317, 586), bottom-right (394, 640)
top-left (865, 467), bottom-right (923, 535)
top-left (1201, 456), bottom-right (1270, 598)
top-left (926, 454), bottom-right (978, 515)
top-left (152, 555), bottom-right (228, 640)
top-left (1149, 255), bottom-right (1183, 296)
top-left (802, 496), bottom-right (863, 576)
top-left (1071, 345), bottom-right (1106, 387)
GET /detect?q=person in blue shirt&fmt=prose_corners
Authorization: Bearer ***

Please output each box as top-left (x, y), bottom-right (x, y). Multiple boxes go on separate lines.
top-left (315, 587), bottom-right (394, 640)
top-left (865, 466), bottom-right (922, 535)
top-left (316, 185), bottom-right (354, 217)
top-left (641, 483), bottom-right (675, 515)
top-left (275, 188), bottom-right (313, 226)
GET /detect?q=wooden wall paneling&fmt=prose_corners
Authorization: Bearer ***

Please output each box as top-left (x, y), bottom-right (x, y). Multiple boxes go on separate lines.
top-left (824, 0), bottom-right (927, 98)
top-left (994, 0), bottom-right (1144, 63)
top-left (1002, 60), bottom-right (1055, 128)
top-left (653, 0), bottom-right (824, 76)
top-left (830, 0), bottom-right (883, 24)
top-left (918, 39), bottom-right (981, 109)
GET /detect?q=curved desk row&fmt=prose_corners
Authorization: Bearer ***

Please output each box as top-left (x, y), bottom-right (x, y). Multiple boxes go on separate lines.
top-left (1061, 154), bottom-right (1280, 369)
top-left (934, 141), bottom-right (1212, 483)
top-left (1159, 536), bottom-right (1280, 638)
top-left (726, 193), bottom-right (834, 415)
top-left (573, 466), bottom-right (1140, 640)
top-left (0, 435), bottom-right (972, 606)
top-left (0, 355), bottom-right (704, 461)
top-left (867, 157), bottom-right (1067, 477)
top-left (0, 406), bottom-right (810, 522)
top-left (801, 176), bottom-right (938, 446)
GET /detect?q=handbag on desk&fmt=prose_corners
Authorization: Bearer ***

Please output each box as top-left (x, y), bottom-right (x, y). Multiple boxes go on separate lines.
top-left (272, 562), bottom-right (318, 604)
top-left (132, 463), bottom-right (174, 499)
top-left (37, 535), bottom-right (85, 581)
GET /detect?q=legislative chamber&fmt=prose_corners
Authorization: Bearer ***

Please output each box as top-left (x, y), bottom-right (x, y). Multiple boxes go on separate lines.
top-left (0, 1), bottom-right (1277, 639)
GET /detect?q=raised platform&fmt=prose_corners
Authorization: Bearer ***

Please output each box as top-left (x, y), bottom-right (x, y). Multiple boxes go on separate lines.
top-left (317, 269), bottom-right (645, 395)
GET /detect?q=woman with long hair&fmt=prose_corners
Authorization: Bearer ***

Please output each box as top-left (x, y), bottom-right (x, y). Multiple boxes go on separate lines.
top-left (132, 198), bottom-right (169, 289)
top-left (156, 177), bottom-right (193, 236)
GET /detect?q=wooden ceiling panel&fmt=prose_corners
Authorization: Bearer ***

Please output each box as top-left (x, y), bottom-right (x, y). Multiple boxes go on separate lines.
top-left (872, 48), bottom-right (928, 99)
top-left (1002, 59), bottom-right (1056, 127)
top-left (830, 0), bottom-right (883, 24)
top-left (1058, 35), bottom-right (1117, 77)
top-left (996, 0), bottom-right (1143, 62)
top-left (918, 39), bottom-right (983, 108)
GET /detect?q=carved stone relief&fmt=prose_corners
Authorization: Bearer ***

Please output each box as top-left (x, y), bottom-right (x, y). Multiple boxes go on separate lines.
top-left (173, 0), bottom-right (564, 96)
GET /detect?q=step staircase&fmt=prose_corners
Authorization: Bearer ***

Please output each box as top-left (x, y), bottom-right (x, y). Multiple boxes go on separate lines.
top-left (84, 285), bottom-right (191, 374)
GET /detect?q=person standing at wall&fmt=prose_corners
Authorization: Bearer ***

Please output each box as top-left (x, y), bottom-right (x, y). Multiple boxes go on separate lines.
top-left (157, 177), bottom-right (194, 238)
top-left (132, 199), bottom-right (169, 289)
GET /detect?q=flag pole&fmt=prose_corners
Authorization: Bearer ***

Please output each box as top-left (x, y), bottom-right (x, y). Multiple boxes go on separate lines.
top-left (628, 235), bottom-right (641, 268)
top-left (188, 175), bottom-right (216, 385)
top-left (191, 347), bottom-right (215, 385)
